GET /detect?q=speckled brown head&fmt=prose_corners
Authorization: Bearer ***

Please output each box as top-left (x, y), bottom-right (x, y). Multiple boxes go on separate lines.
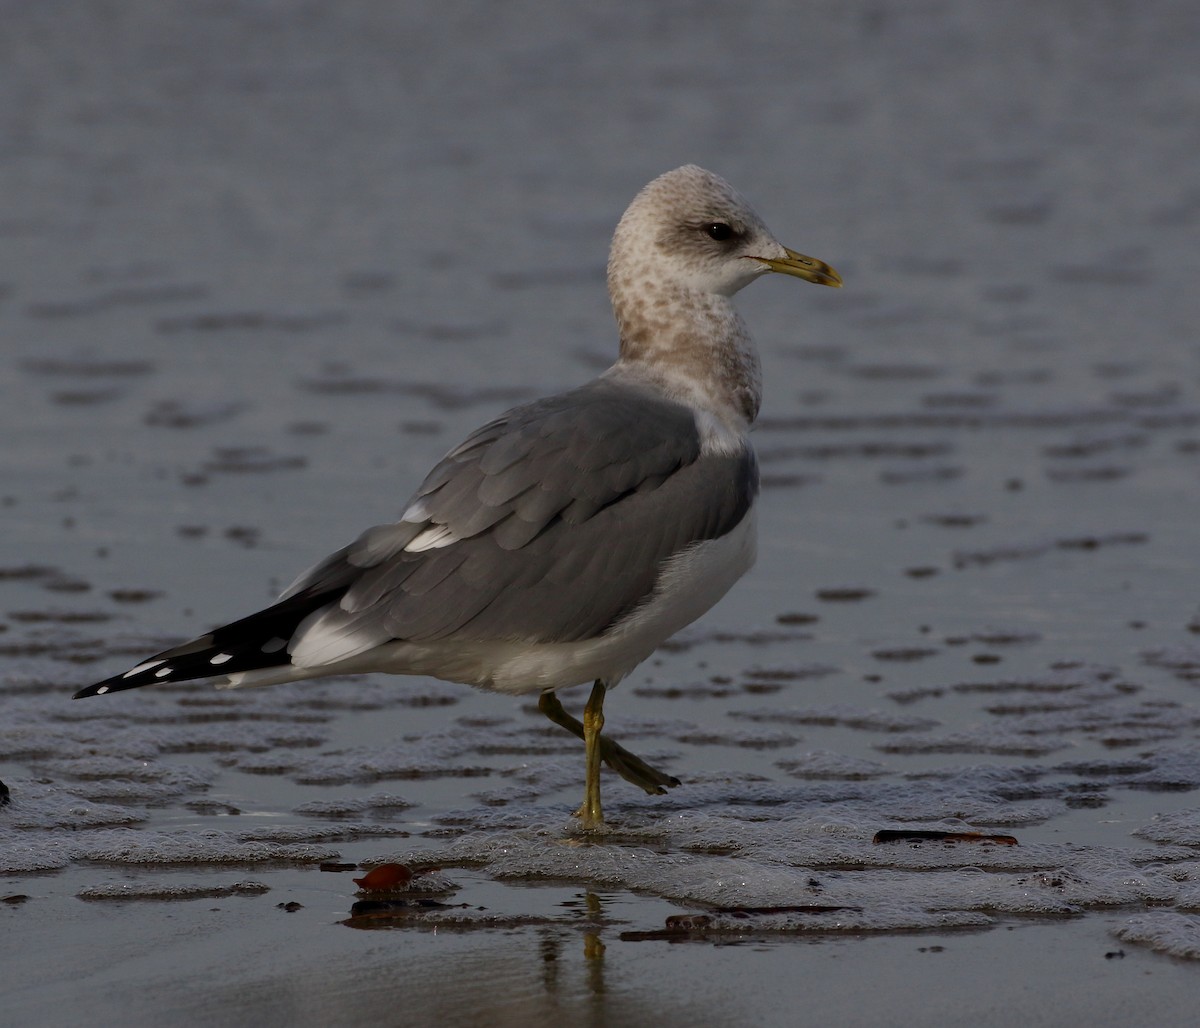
top-left (606, 165), bottom-right (840, 424)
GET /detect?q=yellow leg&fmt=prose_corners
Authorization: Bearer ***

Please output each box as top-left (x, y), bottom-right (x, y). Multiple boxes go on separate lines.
top-left (580, 680), bottom-right (606, 827)
top-left (538, 688), bottom-right (680, 800)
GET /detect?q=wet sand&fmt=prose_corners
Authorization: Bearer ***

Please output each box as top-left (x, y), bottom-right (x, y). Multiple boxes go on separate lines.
top-left (4, 2), bottom-right (1200, 1024)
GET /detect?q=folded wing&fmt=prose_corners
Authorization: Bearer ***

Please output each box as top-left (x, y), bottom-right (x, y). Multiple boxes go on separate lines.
top-left (76, 377), bottom-right (757, 697)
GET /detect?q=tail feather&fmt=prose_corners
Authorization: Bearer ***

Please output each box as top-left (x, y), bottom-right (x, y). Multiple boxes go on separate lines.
top-left (74, 589), bottom-right (340, 698)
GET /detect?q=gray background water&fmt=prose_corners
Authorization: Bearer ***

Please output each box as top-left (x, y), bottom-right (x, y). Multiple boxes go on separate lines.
top-left (4, 2), bottom-right (1200, 1024)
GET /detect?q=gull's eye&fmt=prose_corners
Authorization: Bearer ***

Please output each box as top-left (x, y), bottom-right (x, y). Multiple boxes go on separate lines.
top-left (704, 222), bottom-right (734, 241)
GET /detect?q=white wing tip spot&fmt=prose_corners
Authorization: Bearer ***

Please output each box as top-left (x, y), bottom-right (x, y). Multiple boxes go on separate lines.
top-left (404, 523), bottom-right (459, 553)
top-left (96, 685), bottom-right (109, 695)
top-left (154, 666), bottom-right (173, 678)
top-left (124, 659), bottom-right (166, 679)
top-left (209, 652), bottom-right (234, 665)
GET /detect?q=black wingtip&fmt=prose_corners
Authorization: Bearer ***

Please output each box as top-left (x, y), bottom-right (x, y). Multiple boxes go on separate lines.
top-left (73, 655), bottom-right (183, 699)
top-left (70, 588), bottom-right (340, 702)
top-left (73, 675), bottom-right (142, 699)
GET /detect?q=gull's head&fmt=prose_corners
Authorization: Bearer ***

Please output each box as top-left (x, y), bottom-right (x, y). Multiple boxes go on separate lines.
top-left (608, 165), bottom-right (842, 300)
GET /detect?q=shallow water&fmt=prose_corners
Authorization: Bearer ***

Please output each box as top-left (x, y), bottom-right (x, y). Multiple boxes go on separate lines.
top-left (4, 2), bottom-right (1200, 1024)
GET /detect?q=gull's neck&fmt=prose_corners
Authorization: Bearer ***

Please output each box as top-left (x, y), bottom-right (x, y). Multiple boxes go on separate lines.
top-left (608, 280), bottom-right (763, 429)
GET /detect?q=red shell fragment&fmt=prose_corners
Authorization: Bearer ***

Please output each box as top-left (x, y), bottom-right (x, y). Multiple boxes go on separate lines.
top-left (353, 863), bottom-right (414, 891)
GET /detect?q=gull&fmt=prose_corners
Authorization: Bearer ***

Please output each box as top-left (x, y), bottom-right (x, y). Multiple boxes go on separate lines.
top-left (75, 165), bottom-right (842, 828)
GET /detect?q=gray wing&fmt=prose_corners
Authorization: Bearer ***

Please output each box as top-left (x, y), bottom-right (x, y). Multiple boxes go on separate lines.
top-left (283, 376), bottom-right (757, 666)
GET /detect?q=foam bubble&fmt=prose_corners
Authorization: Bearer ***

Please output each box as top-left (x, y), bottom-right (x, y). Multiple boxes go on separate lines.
top-left (1113, 913), bottom-right (1200, 960)
top-left (78, 880), bottom-right (270, 901)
